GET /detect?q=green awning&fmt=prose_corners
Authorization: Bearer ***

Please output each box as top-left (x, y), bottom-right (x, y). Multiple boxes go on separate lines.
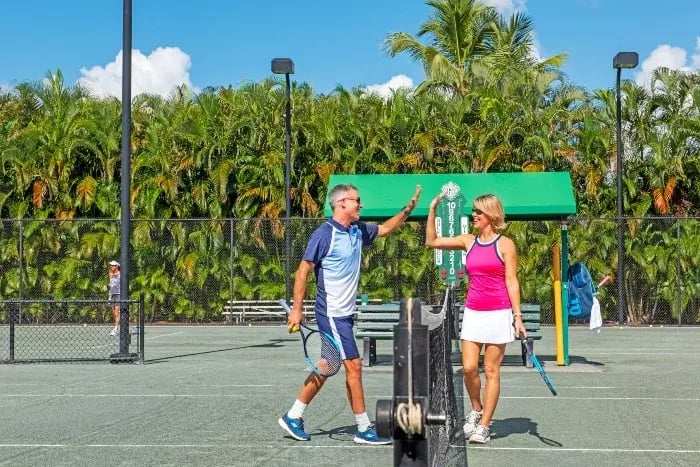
top-left (325, 172), bottom-right (576, 220)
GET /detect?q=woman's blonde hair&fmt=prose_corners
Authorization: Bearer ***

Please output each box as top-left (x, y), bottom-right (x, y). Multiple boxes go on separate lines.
top-left (473, 194), bottom-right (506, 230)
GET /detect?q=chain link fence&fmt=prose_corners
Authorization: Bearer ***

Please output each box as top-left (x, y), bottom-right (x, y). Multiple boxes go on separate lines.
top-left (0, 298), bottom-right (143, 363)
top-left (1, 217), bottom-right (698, 326)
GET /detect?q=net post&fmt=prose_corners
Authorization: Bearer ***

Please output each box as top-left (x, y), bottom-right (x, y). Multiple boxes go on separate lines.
top-left (139, 293), bottom-right (145, 363)
top-left (396, 297), bottom-right (430, 465)
top-left (377, 297), bottom-right (444, 466)
top-left (110, 299), bottom-right (138, 363)
top-left (119, 301), bottom-right (128, 353)
top-left (8, 301), bottom-right (16, 362)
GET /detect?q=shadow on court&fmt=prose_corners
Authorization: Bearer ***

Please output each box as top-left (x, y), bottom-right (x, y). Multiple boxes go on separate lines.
top-left (490, 417), bottom-right (563, 446)
top-left (500, 353), bottom-right (605, 368)
top-left (308, 424), bottom-right (357, 442)
top-left (145, 338), bottom-right (292, 363)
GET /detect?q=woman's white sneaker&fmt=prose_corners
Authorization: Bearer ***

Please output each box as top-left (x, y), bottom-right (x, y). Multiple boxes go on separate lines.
top-left (468, 424), bottom-right (491, 444)
top-left (463, 410), bottom-right (482, 437)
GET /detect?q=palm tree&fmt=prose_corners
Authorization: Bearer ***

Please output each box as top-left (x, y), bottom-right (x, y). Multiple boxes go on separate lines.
top-left (384, 0), bottom-right (498, 96)
top-left (8, 71), bottom-right (94, 218)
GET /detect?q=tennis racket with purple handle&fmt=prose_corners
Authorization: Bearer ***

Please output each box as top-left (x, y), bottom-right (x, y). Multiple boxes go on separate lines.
top-left (521, 335), bottom-right (558, 396)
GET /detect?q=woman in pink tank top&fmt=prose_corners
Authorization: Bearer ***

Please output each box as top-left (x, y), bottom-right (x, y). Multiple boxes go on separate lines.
top-left (426, 193), bottom-right (526, 445)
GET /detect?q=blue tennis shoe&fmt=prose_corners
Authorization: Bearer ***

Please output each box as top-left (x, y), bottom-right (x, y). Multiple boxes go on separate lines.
top-left (278, 413), bottom-right (311, 441)
top-left (353, 424), bottom-right (392, 445)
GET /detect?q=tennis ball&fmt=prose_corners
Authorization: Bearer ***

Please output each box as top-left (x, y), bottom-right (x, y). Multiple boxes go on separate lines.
top-left (288, 323), bottom-right (300, 333)
top-left (83, 323), bottom-right (87, 328)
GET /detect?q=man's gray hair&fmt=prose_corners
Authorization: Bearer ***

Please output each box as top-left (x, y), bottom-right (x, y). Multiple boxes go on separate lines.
top-left (328, 184), bottom-right (358, 209)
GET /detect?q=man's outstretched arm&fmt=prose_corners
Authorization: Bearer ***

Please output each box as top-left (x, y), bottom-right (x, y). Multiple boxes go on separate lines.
top-left (377, 185), bottom-right (422, 237)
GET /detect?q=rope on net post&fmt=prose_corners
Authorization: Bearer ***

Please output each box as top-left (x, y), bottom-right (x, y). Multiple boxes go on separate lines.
top-left (396, 298), bottom-right (423, 436)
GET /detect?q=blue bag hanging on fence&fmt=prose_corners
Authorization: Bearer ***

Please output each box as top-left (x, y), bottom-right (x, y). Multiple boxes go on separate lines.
top-left (568, 263), bottom-right (595, 320)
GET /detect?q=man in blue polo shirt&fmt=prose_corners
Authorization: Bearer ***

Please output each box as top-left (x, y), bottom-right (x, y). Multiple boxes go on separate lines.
top-left (279, 183), bottom-right (421, 444)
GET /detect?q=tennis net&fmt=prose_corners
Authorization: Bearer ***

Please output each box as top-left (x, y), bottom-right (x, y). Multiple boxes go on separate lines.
top-left (427, 288), bottom-right (467, 466)
top-left (0, 298), bottom-right (144, 363)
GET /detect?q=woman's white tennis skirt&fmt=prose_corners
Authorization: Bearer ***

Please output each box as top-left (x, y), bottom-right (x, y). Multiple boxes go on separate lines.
top-left (460, 307), bottom-right (515, 344)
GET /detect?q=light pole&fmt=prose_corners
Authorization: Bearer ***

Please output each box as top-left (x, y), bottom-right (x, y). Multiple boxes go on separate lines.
top-left (111, 0), bottom-right (136, 362)
top-left (612, 51), bottom-right (638, 325)
top-left (271, 58), bottom-right (294, 305)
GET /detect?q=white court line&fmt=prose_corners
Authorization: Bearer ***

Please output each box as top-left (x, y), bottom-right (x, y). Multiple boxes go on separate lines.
top-left (500, 396), bottom-right (700, 401)
top-left (582, 352), bottom-right (700, 355)
top-left (2, 394), bottom-right (247, 397)
top-left (88, 331), bottom-right (185, 349)
top-left (177, 384), bottom-right (275, 387)
top-left (0, 444), bottom-right (379, 449)
top-left (502, 386), bottom-right (616, 389)
top-left (142, 331), bottom-right (184, 339)
top-left (574, 348), bottom-right (676, 351)
top-left (357, 394), bottom-right (700, 402)
top-left (1, 444), bottom-right (698, 454)
top-left (471, 447), bottom-right (700, 454)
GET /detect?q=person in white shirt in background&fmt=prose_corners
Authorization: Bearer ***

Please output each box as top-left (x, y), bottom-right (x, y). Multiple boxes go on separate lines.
top-left (108, 260), bottom-right (120, 336)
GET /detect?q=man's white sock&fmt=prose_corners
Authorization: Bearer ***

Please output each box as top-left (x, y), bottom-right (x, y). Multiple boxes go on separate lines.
top-left (288, 399), bottom-right (307, 419)
top-left (355, 412), bottom-right (371, 432)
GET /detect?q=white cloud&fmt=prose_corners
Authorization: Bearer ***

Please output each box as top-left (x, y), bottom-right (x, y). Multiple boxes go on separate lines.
top-left (635, 38), bottom-right (700, 87)
top-left (692, 37), bottom-right (700, 69)
top-left (483, 0), bottom-right (527, 16)
top-left (78, 46), bottom-right (193, 99)
top-left (362, 74), bottom-right (415, 99)
top-left (530, 33), bottom-right (543, 62)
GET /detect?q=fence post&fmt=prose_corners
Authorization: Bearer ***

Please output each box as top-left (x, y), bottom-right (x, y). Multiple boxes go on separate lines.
top-left (139, 293), bottom-right (145, 363)
top-left (234, 218), bottom-right (236, 318)
top-left (8, 301), bottom-right (16, 362)
top-left (18, 220), bottom-right (24, 324)
top-left (677, 220), bottom-right (682, 325)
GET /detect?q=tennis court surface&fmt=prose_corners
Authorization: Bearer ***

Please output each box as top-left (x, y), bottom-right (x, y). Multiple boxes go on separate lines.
top-left (1, 325), bottom-right (699, 466)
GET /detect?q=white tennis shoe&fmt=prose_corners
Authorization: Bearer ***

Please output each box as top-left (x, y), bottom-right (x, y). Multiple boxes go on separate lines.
top-left (469, 425), bottom-right (491, 444)
top-left (463, 409), bottom-right (482, 437)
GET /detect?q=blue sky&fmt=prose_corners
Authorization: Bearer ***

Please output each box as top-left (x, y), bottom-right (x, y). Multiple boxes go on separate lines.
top-left (1, 0), bottom-right (698, 98)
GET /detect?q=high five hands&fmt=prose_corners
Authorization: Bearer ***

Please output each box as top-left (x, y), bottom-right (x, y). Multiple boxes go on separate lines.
top-left (430, 191), bottom-right (445, 210)
top-left (403, 185), bottom-right (422, 215)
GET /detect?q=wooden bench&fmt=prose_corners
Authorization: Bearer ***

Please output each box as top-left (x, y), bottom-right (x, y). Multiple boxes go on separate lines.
top-left (222, 300), bottom-right (315, 324)
top-left (223, 298), bottom-right (382, 324)
top-left (520, 303), bottom-right (542, 368)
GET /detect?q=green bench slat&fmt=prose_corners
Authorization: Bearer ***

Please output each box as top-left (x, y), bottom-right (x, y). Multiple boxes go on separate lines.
top-left (357, 305), bottom-right (400, 312)
top-left (356, 313), bottom-right (400, 321)
top-left (356, 305), bottom-right (399, 341)
top-left (356, 323), bottom-right (397, 331)
top-left (356, 331), bottom-right (393, 338)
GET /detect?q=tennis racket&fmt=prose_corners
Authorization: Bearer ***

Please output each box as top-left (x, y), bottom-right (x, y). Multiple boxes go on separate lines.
top-left (521, 335), bottom-right (558, 396)
top-left (279, 300), bottom-right (343, 377)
